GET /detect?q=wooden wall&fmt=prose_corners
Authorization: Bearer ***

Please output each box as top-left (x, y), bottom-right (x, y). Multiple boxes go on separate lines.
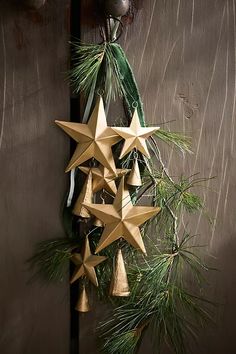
top-left (80, 0), bottom-right (236, 353)
top-left (0, 1), bottom-right (235, 353)
top-left (0, 1), bottom-right (70, 353)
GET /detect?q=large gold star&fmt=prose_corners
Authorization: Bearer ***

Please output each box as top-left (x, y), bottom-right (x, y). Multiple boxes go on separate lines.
top-left (83, 177), bottom-right (161, 255)
top-left (55, 97), bottom-right (122, 173)
top-left (112, 109), bottom-right (160, 159)
top-left (79, 165), bottom-right (129, 195)
top-left (70, 236), bottom-right (106, 287)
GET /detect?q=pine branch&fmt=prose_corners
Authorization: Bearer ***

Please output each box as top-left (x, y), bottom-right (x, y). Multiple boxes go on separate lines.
top-left (29, 237), bottom-right (79, 282)
top-left (99, 234), bottom-right (213, 354)
top-left (155, 129), bottom-right (192, 153)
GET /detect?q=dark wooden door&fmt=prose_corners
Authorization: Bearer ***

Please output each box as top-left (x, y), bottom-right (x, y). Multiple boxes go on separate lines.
top-left (1, 1), bottom-right (236, 354)
top-left (80, 1), bottom-right (236, 353)
top-left (0, 1), bottom-right (70, 354)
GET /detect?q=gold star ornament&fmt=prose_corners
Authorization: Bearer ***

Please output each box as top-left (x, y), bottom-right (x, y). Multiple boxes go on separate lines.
top-left (79, 165), bottom-right (129, 195)
top-left (112, 109), bottom-right (160, 159)
top-left (83, 177), bottom-right (161, 255)
top-left (55, 97), bottom-right (122, 173)
top-left (70, 237), bottom-right (106, 287)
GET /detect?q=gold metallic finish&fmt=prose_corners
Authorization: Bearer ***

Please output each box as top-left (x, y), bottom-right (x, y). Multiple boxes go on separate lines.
top-left (75, 286), bottom-right (90, 312)
top-left (110, 249), bottom-right (130, 297)
top-left (127, 159), bottom-right (142, 186)
top-left (70, 236), bottom-right (107, 287)
top-left (55, 97), bottom-right (122, 173)
top-left (112, 109), bottom-right (160, 159)
top-left (93, 216), bottom-right (104, 228)
top-left (83, 176), bottom-right (161, 255)
top-left (73, 171), bottom-right (93, 218)
top-left (79, 165), bottom-right (129, 195)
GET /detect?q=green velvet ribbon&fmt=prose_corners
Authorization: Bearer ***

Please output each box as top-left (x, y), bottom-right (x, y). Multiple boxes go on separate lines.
top-left (110, 43), bottom-right (146, 127)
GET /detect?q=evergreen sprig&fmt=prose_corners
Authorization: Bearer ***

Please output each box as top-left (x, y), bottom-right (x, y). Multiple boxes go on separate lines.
top-left (99, 234), bottom-right (212, 354)
top-left (155, 129), bottom-right (192, 154)
top-left (69, 41), bottom-right (145, 125)
top-left (69, 42), bottom-right (106, 95)
top-left (69, 42), bottom-right (125, 101)
top-left (29, 237), bottom-right (79, 282)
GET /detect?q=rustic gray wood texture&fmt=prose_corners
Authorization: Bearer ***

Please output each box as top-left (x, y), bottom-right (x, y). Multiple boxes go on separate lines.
top-left (0, 1), bottom-right (70, 353)
top-left (80, 0), bottom-right (236, 353)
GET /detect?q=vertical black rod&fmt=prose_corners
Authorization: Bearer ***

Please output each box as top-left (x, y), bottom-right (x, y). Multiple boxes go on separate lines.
top-left (70, 1), bottom-right (81, 353)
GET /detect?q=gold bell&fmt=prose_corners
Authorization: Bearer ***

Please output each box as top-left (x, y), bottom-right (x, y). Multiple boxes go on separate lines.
top-left (93, 193), bottom-right (105, 227)
top-left (127, 159), bottom-right (142, 187)
top-left (93, 217), bottom-right (104, 228)
top-left (110, 249), bottom-right (130, 297)
top-left (75, 286), bottom-right (90, 312)
top-left (73, 171), bottom-right (93, 218)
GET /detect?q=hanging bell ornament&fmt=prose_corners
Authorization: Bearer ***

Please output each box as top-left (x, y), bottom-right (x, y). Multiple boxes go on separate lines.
top-left (127, 158), bottom-right (142, 187)
top-left (93, 217), bottom-right (104, 228)
top-left (73, 171), bottom-right (93, 218)
top-left (75, 286), bottom-right (90, 313)
top-left (103, 0), bottom-right (130, 17)
top-left (93, 193), bottom-right (105, 228)
top-left (110, 249), bottom-right (130, 297)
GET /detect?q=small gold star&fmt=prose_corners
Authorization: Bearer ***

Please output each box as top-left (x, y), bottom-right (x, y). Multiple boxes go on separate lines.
top-left (70, 237), bottom-right (106, 287)
top-left (79, 165), bottom-right (129, 195)
top-left (83, 177), bottom-right (161, 255)
top-left (112, 109), bottom-right (160, 159)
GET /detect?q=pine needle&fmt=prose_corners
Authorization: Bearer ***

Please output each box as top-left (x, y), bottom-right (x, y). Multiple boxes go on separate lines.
top-left (29, 238), bottom-right (79, 282)
top-left (155, 129), bottom-right (192, 153)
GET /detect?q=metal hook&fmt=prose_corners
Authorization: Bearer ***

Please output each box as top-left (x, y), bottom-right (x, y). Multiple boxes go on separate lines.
top-left (132, 101), bottom-right (138, 109)
top-left (118, 238), bottom-right (123, 249)
top-left (89, 158), bottom-right (96, 168)
top-left (97, 88), bottom-right (104, 97)
top-left (100, 189), bottom-right (106, 204)
top-left (133, 149), bottom-right (139, 160)
top-left (109, 16), bottom-right (124, 42)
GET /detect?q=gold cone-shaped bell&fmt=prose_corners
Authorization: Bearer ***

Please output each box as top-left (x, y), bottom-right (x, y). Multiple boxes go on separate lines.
top-left (75, 286), bottom-right (90, 312)
top-left (127, 159), bottom-right (142, 187)
top-left (73, 171), bottom-right (93, 218)
top-left (110, 249), bottom-right (130, 297)
top-left (93, 217), bottom-right (104, 228)
top-left (93, 193), bottom-right (105, 227)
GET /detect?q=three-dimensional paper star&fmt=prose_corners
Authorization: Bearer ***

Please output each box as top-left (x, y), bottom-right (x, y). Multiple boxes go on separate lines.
top-left (112, 109), bottom-right (160, 159)
top-left (79, 165), bottom-right (129, 195)
top-left (83, 177), bottom-right (161, 255)
top-left (55, 97), bottom-right (122, 173)
top-left (70, 236), bottom-right (106, 287)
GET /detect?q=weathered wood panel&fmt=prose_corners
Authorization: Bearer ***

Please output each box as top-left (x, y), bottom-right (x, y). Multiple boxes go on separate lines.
top-left (0, 2), bottom-right (70, 353)
top-left (80, 0), bottom-right (236, 353)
